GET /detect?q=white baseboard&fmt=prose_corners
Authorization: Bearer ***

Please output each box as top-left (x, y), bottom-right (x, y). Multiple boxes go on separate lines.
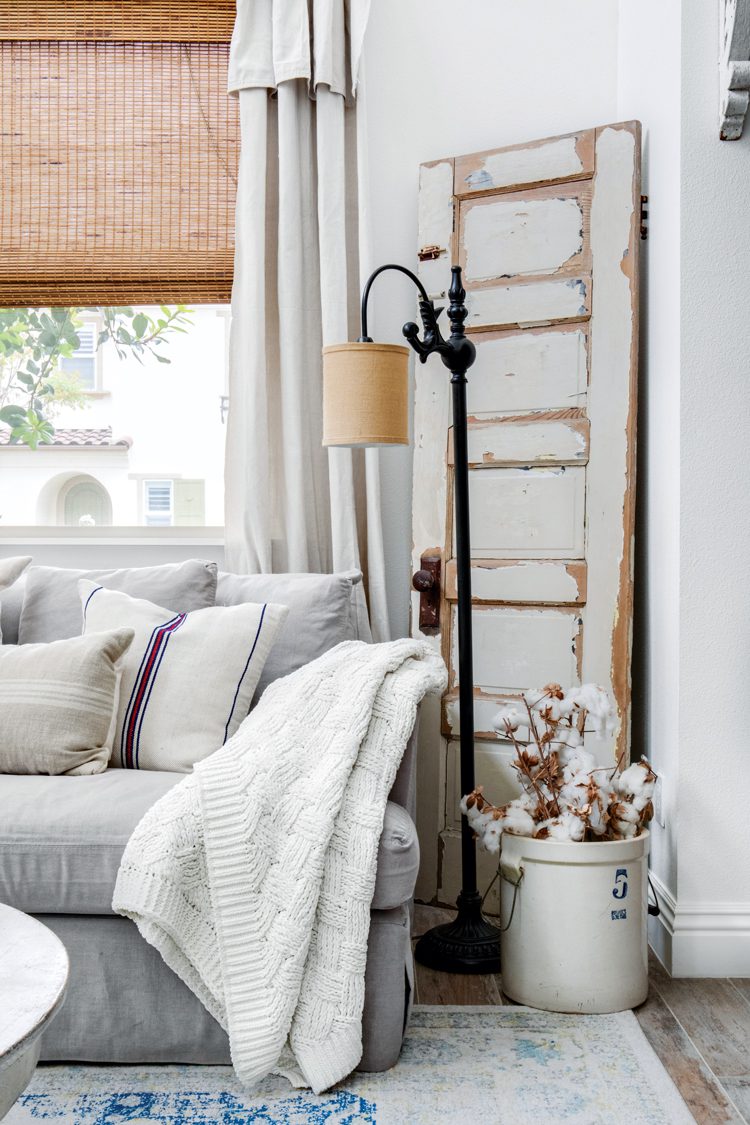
top-left (649, 873), bottom-right (750, 977)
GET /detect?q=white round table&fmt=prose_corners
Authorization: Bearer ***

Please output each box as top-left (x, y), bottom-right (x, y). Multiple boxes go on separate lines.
top-left (0, 905), bottom-right (68, 1120)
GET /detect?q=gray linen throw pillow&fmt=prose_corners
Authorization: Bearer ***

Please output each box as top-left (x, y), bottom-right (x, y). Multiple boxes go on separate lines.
top-left (216, 570), bottom-right (362, 699)
top-left (18, 559), bottom-right (218, 644)
top-left (0, 628), bottom-right (134, 775)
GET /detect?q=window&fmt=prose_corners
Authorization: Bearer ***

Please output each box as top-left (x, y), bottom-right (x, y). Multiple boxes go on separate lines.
top-left (144, 480), bottom-right (174, 527)
top-left (0, 5), bottom-right (236, 532)
top-left (0, 304), bottom-right (228, 529)
top-left (59, 318), bottom-right (100, 392)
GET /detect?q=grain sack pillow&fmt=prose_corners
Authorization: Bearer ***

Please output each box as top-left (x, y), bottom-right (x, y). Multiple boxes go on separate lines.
top-left (0, 556), bottom-right (31, 643)
top-left (80, 581), bottom-right (288, 772)
top-left (0, 628), bottom-right (134, 775)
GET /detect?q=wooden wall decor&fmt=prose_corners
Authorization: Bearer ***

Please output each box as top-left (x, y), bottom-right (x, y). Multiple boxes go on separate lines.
top-left (410, 124), bottom-right (641, 908)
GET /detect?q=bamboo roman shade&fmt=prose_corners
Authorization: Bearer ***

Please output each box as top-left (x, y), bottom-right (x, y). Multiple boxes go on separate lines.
top-left (0, 3), bottom-right (239, 306)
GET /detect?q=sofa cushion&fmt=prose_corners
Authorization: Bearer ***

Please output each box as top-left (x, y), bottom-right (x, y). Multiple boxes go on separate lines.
top-left (18, 559), bottom-right (218, 645)
top-left (216, 570), bottom-right (362, 699)
top-left (0, 772), bottom-right (418, 915)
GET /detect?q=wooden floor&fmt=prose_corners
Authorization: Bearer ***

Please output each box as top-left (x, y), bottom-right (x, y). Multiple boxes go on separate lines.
top-left (413, 905), bottom-right (750, 1125)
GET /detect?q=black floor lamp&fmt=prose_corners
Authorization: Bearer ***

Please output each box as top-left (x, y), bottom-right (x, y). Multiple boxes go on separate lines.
top-left (322, 263), bottom-right (501, 974)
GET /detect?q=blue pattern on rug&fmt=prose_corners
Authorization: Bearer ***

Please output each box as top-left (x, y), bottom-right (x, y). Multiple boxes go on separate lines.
top-left (18, 1088), bottom-right (375, 1124)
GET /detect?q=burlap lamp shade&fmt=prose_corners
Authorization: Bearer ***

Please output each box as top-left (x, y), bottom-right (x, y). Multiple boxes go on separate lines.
top-left (322, 342), bottom-right (410, 447)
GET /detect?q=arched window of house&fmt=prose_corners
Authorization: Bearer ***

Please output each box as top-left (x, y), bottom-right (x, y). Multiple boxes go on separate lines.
top-left (59, 476), bottom-right (113, 527)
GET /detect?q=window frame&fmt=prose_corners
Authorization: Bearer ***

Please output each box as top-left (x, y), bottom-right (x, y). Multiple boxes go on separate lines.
top-left (143, 478), bottom-right (175, 528)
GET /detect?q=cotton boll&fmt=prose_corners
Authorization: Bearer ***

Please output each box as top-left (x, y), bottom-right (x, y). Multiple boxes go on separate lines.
top-left (617, 761), bottom-right (656, 801)
top-left (501, 802), bottom-right (536, 838)
top-left (516, 790), bottom-right (540, 816)
top-left (559, 775), bottom-right (590, 808)
top-left (524, 686), bottom-right (564, 721)
top-left (610, 818), bottom-right (638, 839)
top-left (587, 800), bottom-right (609, 836)
top-left (466, 807), bottom-right (494, 834)
top-left (536, 811), bottom-right (585, 842)
top-left (492, 704), bottom-right (526, 734)
top-left (565, 684), bottom-right (615, 737)
top-left (482, 821), bottom-right (503, 854)
top-left (561, 749), bottom-right (596, 783)
top-left (556, 727), bottom-right (583, 751)
top-left (609, 800), bottom-right (640, 825)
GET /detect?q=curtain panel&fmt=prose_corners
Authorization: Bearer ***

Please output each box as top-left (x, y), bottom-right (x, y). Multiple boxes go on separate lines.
top-left (224, 0), bottom-right (391, 641)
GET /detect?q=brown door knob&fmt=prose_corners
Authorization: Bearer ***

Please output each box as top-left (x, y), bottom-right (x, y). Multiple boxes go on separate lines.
top-left (412, 554), bottom-right (441, 632)
top-left (412, 568), bottom-right (436, 592)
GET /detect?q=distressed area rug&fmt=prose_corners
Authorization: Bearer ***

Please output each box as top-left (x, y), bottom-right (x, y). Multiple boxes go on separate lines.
top-left (7, 1007), bottom-right (694, 1124)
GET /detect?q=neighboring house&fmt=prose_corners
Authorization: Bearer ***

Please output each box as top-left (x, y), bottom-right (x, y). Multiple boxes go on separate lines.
top-left (0, 306), bottom-right (228, 527)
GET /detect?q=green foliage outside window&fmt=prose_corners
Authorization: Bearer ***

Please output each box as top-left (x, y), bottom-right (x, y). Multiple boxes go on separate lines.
top-left (0, 305), bottom-right (192, 449)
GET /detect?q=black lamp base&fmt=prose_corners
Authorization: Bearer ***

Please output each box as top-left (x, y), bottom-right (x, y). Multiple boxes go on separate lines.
top-left (414, 890), bottom-right (502, 974)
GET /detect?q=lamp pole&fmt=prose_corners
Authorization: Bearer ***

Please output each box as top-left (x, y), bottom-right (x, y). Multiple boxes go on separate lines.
top-left (359, 263), bottom-right (501, 973)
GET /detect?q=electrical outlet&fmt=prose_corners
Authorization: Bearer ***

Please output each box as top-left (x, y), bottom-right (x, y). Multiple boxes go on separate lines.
top-left (653, 772), bottom-right (665, 828)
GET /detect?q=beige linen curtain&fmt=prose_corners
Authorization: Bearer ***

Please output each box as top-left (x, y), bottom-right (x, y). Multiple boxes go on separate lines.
top-left (224, 0), bottom-right (390, 640)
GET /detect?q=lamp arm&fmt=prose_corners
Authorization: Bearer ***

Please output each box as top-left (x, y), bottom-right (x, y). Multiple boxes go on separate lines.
top-left (359, 262), bottom-right (476, 379)
top-left (359, 263), bottom-right (430, 342)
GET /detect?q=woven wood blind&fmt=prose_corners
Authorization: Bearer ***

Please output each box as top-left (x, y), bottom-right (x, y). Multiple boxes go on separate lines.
top-left (0, 3), bottom-right (239, 306)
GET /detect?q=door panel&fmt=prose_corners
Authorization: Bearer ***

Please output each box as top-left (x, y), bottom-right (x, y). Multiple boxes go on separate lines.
top-left (454, 129), bottom-right (595, 197)
top-left (468, 325), bottom-right (588, 413)
top-left (445, 559), bottom-right (587, 605)
top-left (468, 467), bottom-right (586, 558)
top-left (460, 182), bottom-right (592, 284)
top-left (411, 123), bottom-right (640, 908)
top-left (463, 411), bottom-right (590, 467)
top-left (450, 605), bottom-right (582, 692)
top-left (465, 276), bottom-right (590, 330)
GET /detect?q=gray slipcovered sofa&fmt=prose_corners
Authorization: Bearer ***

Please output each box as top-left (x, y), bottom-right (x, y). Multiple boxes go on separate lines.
top-left (0, 560), bottom-right (420, 1072)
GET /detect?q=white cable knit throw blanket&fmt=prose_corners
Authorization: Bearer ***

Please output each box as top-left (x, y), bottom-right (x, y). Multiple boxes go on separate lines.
top-left (113, 639), bottom-right (446, 1093)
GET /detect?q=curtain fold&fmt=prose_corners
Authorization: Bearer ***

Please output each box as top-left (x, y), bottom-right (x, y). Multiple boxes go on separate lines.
top-left (224, 0), bottom-right (391, 640)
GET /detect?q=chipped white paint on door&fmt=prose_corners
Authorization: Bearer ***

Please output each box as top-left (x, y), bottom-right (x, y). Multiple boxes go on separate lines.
top-left (461, 184), bottom-right (591, 282)
top-left (468, 326), bottom-right (588, 413)
top-left (464, 411), bottom-right (590, 466)
top-left (455, 129), bottom-right (595, 196)
top-left (465, 276), bottom-right (590, 329)
top-left (411, 123), bottom-right (640, 908)
top-left (450, 605), bottom-right (582, 692)
top-left (468, 466), bottom-right (586, 558)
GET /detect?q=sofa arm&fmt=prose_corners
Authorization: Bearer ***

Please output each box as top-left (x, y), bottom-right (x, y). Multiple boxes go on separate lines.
top-left (386, 707), bottom-right (419, 821)
top-left (373, 801), bottom-right (419, 911)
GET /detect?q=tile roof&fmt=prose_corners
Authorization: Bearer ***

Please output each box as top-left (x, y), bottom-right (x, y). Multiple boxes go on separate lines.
top-left (0, 426), bottom-right (132, 448)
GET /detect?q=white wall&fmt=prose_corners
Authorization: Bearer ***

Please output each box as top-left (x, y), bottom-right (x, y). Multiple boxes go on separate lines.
top-left (618, 0), bottom-right (750, 975)
top-left (616, 0), bottom-right (682, 956)
top-left (361, 0), bottom-right (620, 638)
top-left (676, 0), bottom-right (750, 974)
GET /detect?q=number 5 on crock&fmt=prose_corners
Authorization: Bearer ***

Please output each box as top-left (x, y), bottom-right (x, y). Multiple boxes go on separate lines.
top-left (612, 868), bottom-right (628, 900)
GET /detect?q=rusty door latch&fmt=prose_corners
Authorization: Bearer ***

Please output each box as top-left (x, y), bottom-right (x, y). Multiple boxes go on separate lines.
top-left (412, 553), bottom-right (441, 632)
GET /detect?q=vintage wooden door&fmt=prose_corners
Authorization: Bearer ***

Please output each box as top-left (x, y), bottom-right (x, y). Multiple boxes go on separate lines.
top-left (411, 123), bottom-right (640, 907)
